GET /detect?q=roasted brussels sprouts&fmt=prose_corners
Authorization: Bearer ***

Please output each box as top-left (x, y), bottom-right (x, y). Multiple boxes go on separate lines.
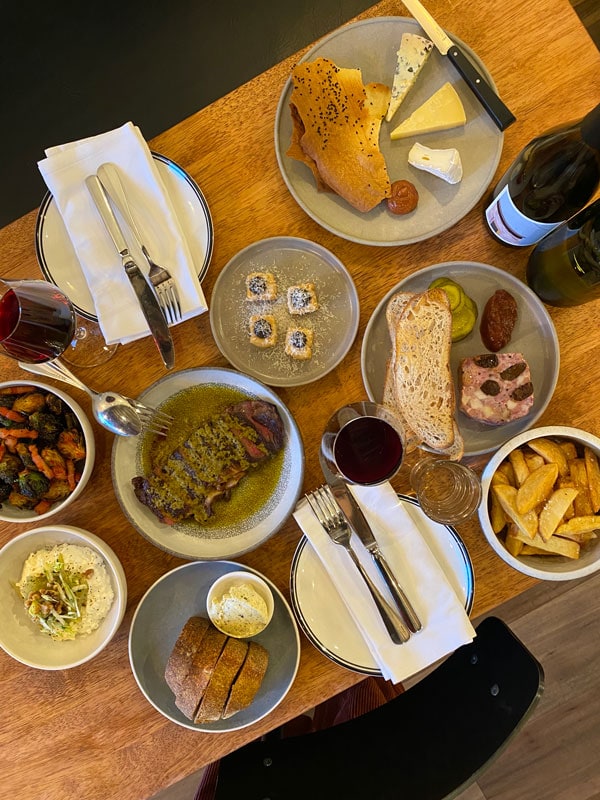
top-left (18, 470), bottom-right (51, 499)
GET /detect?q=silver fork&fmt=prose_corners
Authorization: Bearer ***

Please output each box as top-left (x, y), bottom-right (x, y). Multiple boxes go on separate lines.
top-left (97, 162), bottom-right (182, 324)
top-left (306, 485), bottom-right (411, 645)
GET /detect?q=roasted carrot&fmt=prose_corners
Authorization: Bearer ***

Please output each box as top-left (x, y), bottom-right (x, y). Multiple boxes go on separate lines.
top-left (28, 444), bottom-right (55, 480)
top-left (0, 428), bottom-right (38, 440)
top-left (66, 459), bottom-right (76, 491)
top-left (33, 499), bottom-right (52, 515)
top-left (0, 406), bottom-right (26, 424)
top-left (0, 386), bottom-right (32, 394)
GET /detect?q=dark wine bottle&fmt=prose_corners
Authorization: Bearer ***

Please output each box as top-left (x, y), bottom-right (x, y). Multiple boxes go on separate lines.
top-left (526, 198), bottom-right (600, 306)
top-left (485, 102), bottom-right (600, 246)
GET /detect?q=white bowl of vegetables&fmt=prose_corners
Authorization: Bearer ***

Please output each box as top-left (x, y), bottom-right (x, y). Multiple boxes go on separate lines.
top-left (0, 380), bottom-right (94, 522)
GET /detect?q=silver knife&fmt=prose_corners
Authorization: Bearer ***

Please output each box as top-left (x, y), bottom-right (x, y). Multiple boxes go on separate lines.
top-left (402, 0), bottom-right (516, 131)
top-left (322, 460), bottom-right (423, 633)
top-left (85, 174), bottom-right (175, 370)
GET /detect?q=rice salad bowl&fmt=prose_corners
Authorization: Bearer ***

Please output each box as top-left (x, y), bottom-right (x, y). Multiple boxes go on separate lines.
top-left (0, 525), bottom-right (127, 669)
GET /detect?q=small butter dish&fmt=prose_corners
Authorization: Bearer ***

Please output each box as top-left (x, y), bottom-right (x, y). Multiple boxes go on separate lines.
top-left (207, 571), bottom-right (274, 638)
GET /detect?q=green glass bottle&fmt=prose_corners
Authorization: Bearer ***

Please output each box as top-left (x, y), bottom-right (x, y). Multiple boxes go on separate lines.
top-left (526, 198), bottom-right (600, 306)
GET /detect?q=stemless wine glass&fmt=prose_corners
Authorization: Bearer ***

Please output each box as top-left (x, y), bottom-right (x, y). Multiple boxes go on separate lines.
top-left (320, 401), bottom-right (406, 485)
top-left (0, 279), bottom-right (116, 367)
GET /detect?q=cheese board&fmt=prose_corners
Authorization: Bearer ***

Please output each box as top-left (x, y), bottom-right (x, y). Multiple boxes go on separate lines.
top-left (274, 17), bottom-right (503, 246)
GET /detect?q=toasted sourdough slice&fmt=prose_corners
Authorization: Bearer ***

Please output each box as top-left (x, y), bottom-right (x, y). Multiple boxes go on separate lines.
top-left (222, 640), bottom-right (269, 720)
top-left (194, 637), bottom-right (249, 724)
top-left (383, 292), bottom-right (422, 453)
top-left (165, 616), bottom-right (210, 694)
top-left (287, 57), bottom-right (391, 212)
top-left (174, 625), bottom-right (228, 720)
top-left (391, 288), bottom-right (456, 452)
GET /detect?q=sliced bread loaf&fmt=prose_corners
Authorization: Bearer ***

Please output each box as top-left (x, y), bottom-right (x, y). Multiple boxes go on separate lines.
top-left (164, 616), bottom-right (210, 694)
top-left (194, 637), bottom-right (249, 724)
top-left (390, 288), bottom-right (456, 452)
top-left (174, 625), bottom-right (228, 720)
top-left (222, 640), bottom-right (269, 720)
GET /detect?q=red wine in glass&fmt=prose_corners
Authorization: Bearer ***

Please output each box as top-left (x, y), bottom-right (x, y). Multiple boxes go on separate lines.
top-left (0, 280), bottom-right (76, 363)
top-left (334, 416), bottom-right (404, 485)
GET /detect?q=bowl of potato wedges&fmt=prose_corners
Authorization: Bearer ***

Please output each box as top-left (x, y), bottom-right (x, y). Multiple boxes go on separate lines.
top-left (479, 426), bottom-right (600, 580)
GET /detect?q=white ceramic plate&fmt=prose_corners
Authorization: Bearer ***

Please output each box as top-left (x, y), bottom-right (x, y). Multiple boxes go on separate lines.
top-left (129, 560), bottom-right (300, 731)
top-left (0, 525), bottom-right (126, 670)
top-left (210, 236), bottom-right (360, 387)
top-left (290, 495), bottom-right (474, 675)
top-left (35, 152), bottom-right (214, 321)
top-left (361, 261), bottom-right (560, 457)
top-left (111, 367), bottom-right (304, 560)
top-left (274, 17), bottom-right (503, 246)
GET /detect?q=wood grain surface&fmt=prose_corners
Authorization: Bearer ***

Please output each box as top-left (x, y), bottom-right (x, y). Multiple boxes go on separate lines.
top-left (1, 1), bottom-right (599, 798)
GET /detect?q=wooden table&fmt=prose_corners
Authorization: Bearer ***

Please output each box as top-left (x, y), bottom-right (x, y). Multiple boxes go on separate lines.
top-left (1, 1), bottom-right (598, 798)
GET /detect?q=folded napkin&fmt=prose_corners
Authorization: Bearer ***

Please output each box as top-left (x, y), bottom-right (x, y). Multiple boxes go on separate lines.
top-left (293, 481), bottom-right (475, 683)
top-left (38, 121), bottom-right (208, 345)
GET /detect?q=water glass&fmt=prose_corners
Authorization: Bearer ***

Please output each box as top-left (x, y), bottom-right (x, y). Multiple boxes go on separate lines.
top-left (410, 458), bottom-right (482, 525)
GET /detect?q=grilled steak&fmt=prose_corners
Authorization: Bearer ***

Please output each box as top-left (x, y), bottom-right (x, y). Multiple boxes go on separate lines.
top-left (132, 400), bottom-right (285, 524)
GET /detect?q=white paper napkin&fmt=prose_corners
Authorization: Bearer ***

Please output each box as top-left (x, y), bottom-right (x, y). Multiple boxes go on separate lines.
top-left (38, 121), bottom-right (208, 345)
top-left (293, 481), bottom-right (476, 683)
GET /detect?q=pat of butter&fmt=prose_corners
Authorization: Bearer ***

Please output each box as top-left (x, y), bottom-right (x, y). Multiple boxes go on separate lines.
top-left (408, 142), bottom-right (463, 184)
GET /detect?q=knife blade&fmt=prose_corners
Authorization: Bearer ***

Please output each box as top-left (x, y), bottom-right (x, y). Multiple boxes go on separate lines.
top-left (402, 0), bottom-right (516, 131)
top-left (85, 174), bottom-right (175, 370)
top-left (321, 460), bottom-right (423, 633)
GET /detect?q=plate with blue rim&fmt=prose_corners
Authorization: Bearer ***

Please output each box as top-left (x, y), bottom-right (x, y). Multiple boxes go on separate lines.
top-left (35, 152), bottom-right (213, 321)
top-left (290, 494), bottom-right (474, 676)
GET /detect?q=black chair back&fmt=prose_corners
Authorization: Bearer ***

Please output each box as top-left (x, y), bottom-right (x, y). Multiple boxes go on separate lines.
top-left (214, 616), bottom-right (544, 800)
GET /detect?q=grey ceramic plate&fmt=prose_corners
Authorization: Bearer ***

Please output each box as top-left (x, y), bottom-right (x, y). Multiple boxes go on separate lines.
top-left (274, 17), bottom-right (503, 246)
top-left (129, 560), bottom-right (300, 732)
top-left (210, 236), bottom-right (359, 387)
top-left (111, 367), bottom-right (304, 559)
top-left (361, 262), bottom-right (560, 457)
top-left (36, 153), bottom-right (213, 321)
top-left (290, 495), bottom-right (474, 676)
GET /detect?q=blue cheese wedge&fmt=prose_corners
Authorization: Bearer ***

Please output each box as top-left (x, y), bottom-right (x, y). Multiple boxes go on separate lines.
top-left (390, 82), bottom-right (466, 140)
top-left (408, 142), bottom-right (463, 184)
top-left (386, 33), bottom-right (434, 123)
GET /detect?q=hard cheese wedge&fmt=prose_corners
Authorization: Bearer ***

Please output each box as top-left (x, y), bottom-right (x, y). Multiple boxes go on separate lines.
top-left (390, 82), bottom-right (466, 140)
top-left (385, 33), bottom-right (434, 123)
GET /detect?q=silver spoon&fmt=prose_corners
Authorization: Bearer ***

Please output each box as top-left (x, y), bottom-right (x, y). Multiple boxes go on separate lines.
top-left (17, 359), bottom-right (171, 437)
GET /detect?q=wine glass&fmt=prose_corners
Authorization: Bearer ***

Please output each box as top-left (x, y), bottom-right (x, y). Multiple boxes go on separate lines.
top-left (0, 279), bottom-right (116, 367)
top-left (320, 401), bottom-right (406, 486)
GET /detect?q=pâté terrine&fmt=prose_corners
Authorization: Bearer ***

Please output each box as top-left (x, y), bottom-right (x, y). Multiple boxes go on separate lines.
top-left (459, 353), bottom-right (534, 425)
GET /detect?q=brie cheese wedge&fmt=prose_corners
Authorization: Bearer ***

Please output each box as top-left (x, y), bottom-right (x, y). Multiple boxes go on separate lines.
top-left (408, 142), bottom-right (463, 184)
top-left (390, 82), bottom-right (466, 140)
top-left (386, 33), bottom-right (434, 123)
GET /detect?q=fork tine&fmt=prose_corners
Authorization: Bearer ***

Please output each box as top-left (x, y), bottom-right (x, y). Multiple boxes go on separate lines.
top-left (166, 283), bottom-right (182, 322)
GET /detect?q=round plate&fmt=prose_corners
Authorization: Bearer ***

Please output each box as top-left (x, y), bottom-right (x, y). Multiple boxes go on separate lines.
top-left (361, 262), bottom-right (560, 457)
top-left (111, 368), bottom-right (304, 559)
top-left (274, 17), bottom-right (503, 246)
top-left (129, 560), bottom-right (300, 732)
top-left (290, 495), bottom-right (474, 675)
top-left (209, 236), bottom-right (359, 387)
top-left (35, 152), bottom-right (214, 321)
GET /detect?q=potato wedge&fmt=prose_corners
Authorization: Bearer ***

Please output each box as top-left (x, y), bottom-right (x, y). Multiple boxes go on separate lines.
top-left (524, 454), bottom-right (545, 472)
top-left (505, 527), bottom-right (524, 557)
top-left (528, 437), bottom-right (569, 477)
top-left (584, 446), bottom-right (600, 513)
top-left (496, 461), bottom-right (516, 486)
top-left (511, 527), bottom-right (581, 559)
top-left (493, 484), bottom-right (538, 539)
top-left (509, 449), bottom-right (530, 487)
top-left (560, 441), bottom-right (578, 460)
top-left (490, 490), bottom-right (508, 534)
top-left (555, 515), bottom-right (600, 536)
top-left (569, 459), bottom-right (594, 516)
top-left (538, 487), bottom-right (579, 541)
top-left (516, 463), bottom-right (559, 514)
